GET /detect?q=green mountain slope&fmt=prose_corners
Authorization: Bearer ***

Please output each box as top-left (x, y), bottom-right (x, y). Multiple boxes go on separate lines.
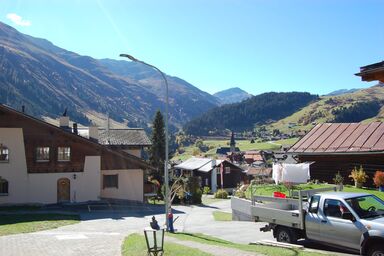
top-left (183, 92), bottom-right (319, 135)
top-left (269, 84), bottom-right (384, 133)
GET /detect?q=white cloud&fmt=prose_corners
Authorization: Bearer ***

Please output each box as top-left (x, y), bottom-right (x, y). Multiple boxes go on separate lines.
top-left (6, 13), bottom-right (31, 27)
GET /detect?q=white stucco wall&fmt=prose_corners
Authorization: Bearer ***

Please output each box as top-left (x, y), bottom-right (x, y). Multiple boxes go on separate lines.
top-left (27, 156), bottom-right (101, 204)
top-left (0, 128), bottom-right (29, 204)
top-left (101, 169), bottom-right (143, 202)
top-left (0, 127), bottom-right (101, 204)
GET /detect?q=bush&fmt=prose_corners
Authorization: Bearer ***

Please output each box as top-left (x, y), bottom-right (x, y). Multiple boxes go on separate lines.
top-left (203, 186), bottom-right (210, 194)
top-left (235, 190), bottom-right (245, 198)
top-left (373, 170), bottom-right (384, 187)
top-left (349, 166), bottom-right (368, 188)
top-left (192, 188), bottom-right (202, 204)
top-left (214, 189), bottom-right (228, 199)
top-left (333, 171), bottom-right (344, 185)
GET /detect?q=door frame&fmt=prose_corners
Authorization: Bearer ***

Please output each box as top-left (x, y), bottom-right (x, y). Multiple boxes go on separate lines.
top-left (57, 178), bottom-right (70, 203)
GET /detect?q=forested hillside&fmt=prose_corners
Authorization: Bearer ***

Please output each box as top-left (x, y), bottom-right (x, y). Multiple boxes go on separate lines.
top-left (183, 92), bottom-right (319, 135)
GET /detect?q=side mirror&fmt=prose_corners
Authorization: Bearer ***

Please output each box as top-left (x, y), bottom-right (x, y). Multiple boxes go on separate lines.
top-left (342, 212), bottom-right (355, 222)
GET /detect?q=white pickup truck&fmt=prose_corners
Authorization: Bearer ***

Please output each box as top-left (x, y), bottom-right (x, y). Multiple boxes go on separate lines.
top-left (252, 189), bottom-right (384, 255)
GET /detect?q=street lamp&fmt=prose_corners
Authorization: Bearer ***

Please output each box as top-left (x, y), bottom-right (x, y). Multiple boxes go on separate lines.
top-left (119, 54), bottom-right (170, 229)
top-left (144, 227), bottom-right (165, 256)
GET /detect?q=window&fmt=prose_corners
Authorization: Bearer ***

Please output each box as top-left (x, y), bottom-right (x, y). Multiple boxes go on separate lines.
top-left (36, 147), bottom-right (50, 162)
top-left (0, 144), bottom-right (9, 162)
top-left (309, 195), bottom-right (320, 213)
top-left (324, 199), bottom-right (346, 218)
top-left (103, 175), bottom-right (118, 188)
top-left (225, 167), bottom-right (231, 174)
top-left (58, 147), bottom-right (71, 161)
top-left (0, 178), bottom-right (8, 195)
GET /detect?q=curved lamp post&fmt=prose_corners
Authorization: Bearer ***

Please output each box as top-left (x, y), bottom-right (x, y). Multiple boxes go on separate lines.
top-left (119, 54), bottom-right (170, 229)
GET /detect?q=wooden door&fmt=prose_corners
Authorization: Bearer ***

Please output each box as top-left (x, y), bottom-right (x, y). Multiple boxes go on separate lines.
top-left (57, 178), bottom-right (70, 203)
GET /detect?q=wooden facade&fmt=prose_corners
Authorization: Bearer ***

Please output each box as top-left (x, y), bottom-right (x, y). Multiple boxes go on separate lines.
top-left (197, 161), bottom-right (246, 190)
top-left (297, 153), bottom-right (384, 186)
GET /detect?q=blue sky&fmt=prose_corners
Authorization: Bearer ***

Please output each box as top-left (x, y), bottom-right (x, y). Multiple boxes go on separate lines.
top-left (0, 0), bottom-right (383, 96)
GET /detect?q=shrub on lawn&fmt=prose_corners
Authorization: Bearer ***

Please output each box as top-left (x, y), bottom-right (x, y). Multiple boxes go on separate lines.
top-left (373, 170), bottom-right (384, 188)
top-left (349, 166), bottom-right (368, 188)
top-left (214, 189), bottom-right (228, 199)
top-left (203, 186), bottom-right (210, 195)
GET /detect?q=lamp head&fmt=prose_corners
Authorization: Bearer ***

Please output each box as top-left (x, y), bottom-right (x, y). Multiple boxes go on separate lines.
top-left (119, 53), bottom-right (138, 62)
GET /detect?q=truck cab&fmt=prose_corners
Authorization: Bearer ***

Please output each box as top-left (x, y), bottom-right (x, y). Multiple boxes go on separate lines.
top-left (305, 192), bottom-right (384, 255)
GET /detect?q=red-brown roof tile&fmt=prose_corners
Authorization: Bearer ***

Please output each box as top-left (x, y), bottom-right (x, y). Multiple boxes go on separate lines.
top-left (288, 122), bottom-right (384, 154)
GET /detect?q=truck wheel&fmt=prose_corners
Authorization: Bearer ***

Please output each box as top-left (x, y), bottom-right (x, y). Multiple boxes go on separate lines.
top-left (276, 227), bottom-right (297, 244)
top-left (368, 245), bottom-right (384, 256)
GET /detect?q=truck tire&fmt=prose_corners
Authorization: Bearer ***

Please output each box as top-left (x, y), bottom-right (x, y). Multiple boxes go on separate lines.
top-left (368, 244), bottom-right (384, 256)
top-left (275, 227), bottom-right (298, 244)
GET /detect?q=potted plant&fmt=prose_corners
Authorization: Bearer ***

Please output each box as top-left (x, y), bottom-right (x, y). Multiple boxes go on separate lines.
top-left (349, 166), bottom-right (368, 188)
top-left (333, 171), bottom-right (344, 191)
top-left (373, 170), bottom-right (384, 192)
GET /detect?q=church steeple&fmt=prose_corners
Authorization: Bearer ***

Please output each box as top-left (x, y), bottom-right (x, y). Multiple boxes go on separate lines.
top-left (230, 131), bottom-right (236, 153)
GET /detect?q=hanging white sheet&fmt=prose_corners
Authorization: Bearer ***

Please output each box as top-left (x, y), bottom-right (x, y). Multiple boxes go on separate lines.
top-left (282, 163), bottom-right (311, 183)
top-left (272, 163), bottom-right (283, 185)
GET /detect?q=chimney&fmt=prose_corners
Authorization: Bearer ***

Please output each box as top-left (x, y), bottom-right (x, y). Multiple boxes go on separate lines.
top-left (60, 116), bottom-right (70, 129)
top-left (73, 123), bottom-right (78, 135)
top-left (89, 124), bottom-right (99, 142)
top-left (21, 105), bottom-right (25, 113)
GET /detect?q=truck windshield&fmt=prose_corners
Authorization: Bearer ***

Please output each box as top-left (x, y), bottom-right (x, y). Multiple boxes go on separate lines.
top-left (345, 195), bottom-right (384, 219)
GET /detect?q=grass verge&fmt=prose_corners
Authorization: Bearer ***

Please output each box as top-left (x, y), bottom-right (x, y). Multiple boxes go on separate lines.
top-left (212, 211), bottom-right (232, 221)
top-left (168, 233), bottom-right (331, 256)
top-left (0, 213), bottom-right (80, 236)
top-left (122, 233), bottom-right (211, 256)
top-left (201, 195), bottom-right (229, 205)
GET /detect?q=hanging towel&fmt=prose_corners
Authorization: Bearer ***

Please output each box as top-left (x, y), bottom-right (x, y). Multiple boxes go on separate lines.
top-left (272, 163), bottom-right (283, 184)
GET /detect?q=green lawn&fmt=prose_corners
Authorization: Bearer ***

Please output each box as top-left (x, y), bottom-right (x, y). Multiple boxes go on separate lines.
top-left (201, 195), bottom-right (229, 206)
top-left (168, 233), bottom-right (329, 256)
top-left (0, 213), bottom-right (80, 236)
top-left (244, 183), bottom-right (384, 201)
top-left (212, 211), bottom-right (232, 221)
top-left (122, 233), bottom-right (211, 256)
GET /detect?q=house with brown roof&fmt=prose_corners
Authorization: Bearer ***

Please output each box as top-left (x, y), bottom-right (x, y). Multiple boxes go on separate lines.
top-left (174, 157), bottom-right (246, 192)
top-left (79, 128), bottom-right (151, 158)
top-left (287, 122), bottom-right (384, 185)
top-left (0, 104), bottom-right (152, 204)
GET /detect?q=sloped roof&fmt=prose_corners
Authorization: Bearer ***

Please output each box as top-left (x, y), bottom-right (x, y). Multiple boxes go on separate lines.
top-left (174, 157), bottom-right (212, 171)
top-left (175, 157), bottom-right (244, 173)
top-left (355, 61), bottom-right (384, 82)
top-left (288, 122), bottom-right (384, 154)
top-left (98, 129), bottom-right (151, 146)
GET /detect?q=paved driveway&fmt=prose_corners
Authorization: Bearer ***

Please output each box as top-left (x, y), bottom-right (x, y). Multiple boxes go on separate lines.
top-left (0, 199), bottom-right (355, 256)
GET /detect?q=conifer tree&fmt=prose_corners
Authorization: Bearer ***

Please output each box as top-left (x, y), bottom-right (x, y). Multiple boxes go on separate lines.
top-left (149, 110), bottom-right (166, 175)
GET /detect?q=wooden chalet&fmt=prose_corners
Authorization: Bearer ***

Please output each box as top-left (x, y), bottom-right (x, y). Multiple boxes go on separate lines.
top-left (0, 104), bottom-right (152, 204)
top-left (287, 122), bottom-right (384, 186)
top-left (174, 157), bottom-right (246, 192)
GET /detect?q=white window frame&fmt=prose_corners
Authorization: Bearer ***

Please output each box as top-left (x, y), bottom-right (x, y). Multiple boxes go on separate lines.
top-left (0, 144), bottom-right (9, 163)
top-left (58, 147), bottom-right (71, 162)
top-left (103, 174), bottom-right (118, 189)
top-left (36, 147), bottom-right (50, 162)
top-left (0, 178), bottom-right (9, 196)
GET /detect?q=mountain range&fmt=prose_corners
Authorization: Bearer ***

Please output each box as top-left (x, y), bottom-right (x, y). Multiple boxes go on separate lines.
top-left (0, 21), bottom-right (219, 129)
top-left (213, 87), bottom-right (252, 105)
